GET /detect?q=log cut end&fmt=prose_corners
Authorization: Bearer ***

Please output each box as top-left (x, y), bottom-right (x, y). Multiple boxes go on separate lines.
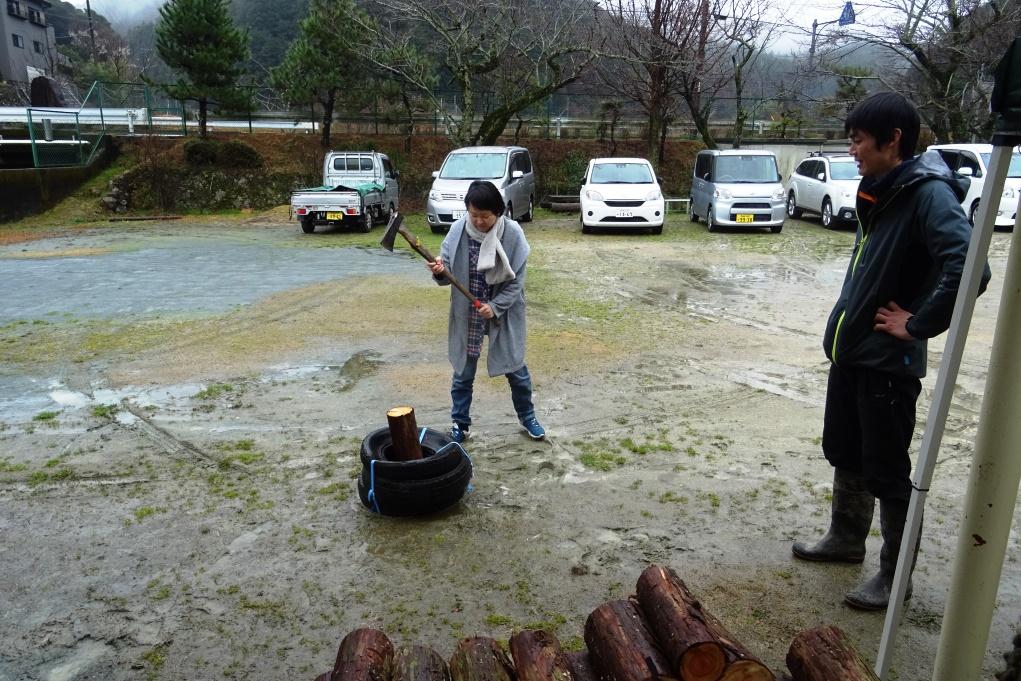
top-left (679, 641), bottom-right (727, 681)
top-left (387, 406), bottom-right (415, 418)
top-left (720, 659), bottom-right (774, 681)
top-left (392, 645), bottom-right (450, 681)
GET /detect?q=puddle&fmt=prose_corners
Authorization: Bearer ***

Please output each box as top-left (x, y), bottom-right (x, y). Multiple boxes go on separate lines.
top-left (265, 351), bottom-right (382, 392)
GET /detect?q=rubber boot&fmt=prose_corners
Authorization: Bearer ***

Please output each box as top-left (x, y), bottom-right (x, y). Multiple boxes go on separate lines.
top-left (792, 468), bottom-right (875, 563)
top-left (845, 497), bottom-right (920, 611)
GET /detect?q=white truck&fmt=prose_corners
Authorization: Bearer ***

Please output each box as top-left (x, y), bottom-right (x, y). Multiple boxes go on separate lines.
top-left (290, 151), bottom-right (400, 234)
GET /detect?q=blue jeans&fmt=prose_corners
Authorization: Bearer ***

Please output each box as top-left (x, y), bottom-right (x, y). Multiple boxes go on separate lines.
top-left (451, 355), bottom-right (535, 427)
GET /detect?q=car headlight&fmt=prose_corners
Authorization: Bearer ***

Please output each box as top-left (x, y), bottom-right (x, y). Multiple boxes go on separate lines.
top-left (714, 187), bottom-right (732, 200)
top-left (645, 189), bottom-right (662, 201)
top-left (585, 189), bottom-right (604, 201)
top-left (428, 190), bottom-right (440, 201)
top-left (1003, 187), bottom-right (1017, 199)
top-left (772, 187), bottom-right (786, 200)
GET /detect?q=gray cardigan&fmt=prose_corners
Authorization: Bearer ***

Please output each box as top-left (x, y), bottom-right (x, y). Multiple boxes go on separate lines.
top-left (436, 217), bottom-right (531, 377)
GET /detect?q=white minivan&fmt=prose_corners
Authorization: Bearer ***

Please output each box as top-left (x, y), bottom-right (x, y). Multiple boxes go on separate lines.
top-left (426, 146), bottom-right (535, 233)
top-left (689, 149), bottom-right (786, 233)
top-left (928, 143), bottom-right (1021, 228)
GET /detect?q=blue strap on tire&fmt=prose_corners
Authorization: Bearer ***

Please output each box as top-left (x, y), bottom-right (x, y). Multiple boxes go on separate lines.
top-left (367, 459), bottom-right (381, 514)
top-left (434, 441), bottom-right (474, 493)
top-left (419, 428), bottom-right (427, 444)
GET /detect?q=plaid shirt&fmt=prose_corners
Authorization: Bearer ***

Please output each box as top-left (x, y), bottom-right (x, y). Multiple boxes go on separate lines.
top-left (466, 238), bottom-right (492, 357)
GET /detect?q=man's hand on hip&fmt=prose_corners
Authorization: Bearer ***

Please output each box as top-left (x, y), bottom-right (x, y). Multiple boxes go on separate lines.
top-left (874, 301), bottom-right (915, 340)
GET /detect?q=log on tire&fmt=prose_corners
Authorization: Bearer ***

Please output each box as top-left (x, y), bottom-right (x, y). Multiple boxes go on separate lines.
top-left (386, 406), bottom-right (424, 461)
top-left (584, 599), bottom-right (678, 681)
top-left (786, 626), bottom-right (879, 681)
top-left (392, 645), bottom-right (451, 681)
top-left (565, 652), bottom-right (597, 681)
top-left (333, 628), bottom-right (394, 681)
top-left (635, 565), bottom-right (773, 681)
top-left (449, 637), bottom-right (515, 681)
top-left (509, 630), bottom-right (573, 681)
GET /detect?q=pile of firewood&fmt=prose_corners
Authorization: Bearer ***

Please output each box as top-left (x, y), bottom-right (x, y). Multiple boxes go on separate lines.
top-left (313, 564), bottom-right (879, 681)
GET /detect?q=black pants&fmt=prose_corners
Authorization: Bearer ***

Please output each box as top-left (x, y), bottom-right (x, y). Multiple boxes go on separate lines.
top-left (822, 363), bottom-right (922, 501)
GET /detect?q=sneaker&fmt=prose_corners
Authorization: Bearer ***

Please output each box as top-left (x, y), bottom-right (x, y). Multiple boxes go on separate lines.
top-left (450, 423), bottom-right (470, 444)
top-left (521, 417), bottom-right (546, 440)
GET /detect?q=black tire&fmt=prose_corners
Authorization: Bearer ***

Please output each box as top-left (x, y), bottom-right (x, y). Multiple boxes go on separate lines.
top-left (505, 202), bottom-right (513, 221)
top-left (688, 198), bottom-right (698, 222)
top-left (386, 202), bottom-right (396, 221)
top-left (969, 200), bottom-right (980, 226)
top-left (359, 426), bottom-right (462, 480)
top-left (300, 217), bottom-right (315, 234)
top-left (360, 210), bottom-right (372, 233)
top-left (770, 223), bottom-right (783, 233)
top-left (650, 224), bottom-right (663, 235)
top-left (787, 192), bottom-right (803, 218)
top-left (358, 453), bottom-right (472, 516)
top-left (821, 197), bottom-right (834, 229)
top-left (521, 196), bottom-right (534, 222)
top-left (706, 207), bottom-right (717, 233)
top-left (430, 225), bottom-right (447, 234)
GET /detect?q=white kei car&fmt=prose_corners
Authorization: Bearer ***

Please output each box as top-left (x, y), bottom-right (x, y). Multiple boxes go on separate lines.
top-left (786, 153), bottom-right (862, 229)
top-left (580, 158), bottom-right (665, 234)
top-left (928, 143), bottom-right (1021, 229)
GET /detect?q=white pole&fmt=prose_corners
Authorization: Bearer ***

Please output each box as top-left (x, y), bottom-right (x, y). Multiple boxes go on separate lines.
top-left (930, 171), bottom-right (1021, 680)
top-left (873, 145), bottom-right (1014, 679)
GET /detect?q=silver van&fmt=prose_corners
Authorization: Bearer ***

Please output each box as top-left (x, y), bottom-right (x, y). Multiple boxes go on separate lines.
top-left (426, 146), bottom-right (535, 233)
top-left (689, 149), bottom-right (786, 233)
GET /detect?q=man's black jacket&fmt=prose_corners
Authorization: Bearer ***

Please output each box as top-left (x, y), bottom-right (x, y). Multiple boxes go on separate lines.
top-left (823, 150), bottom-right (992, 378)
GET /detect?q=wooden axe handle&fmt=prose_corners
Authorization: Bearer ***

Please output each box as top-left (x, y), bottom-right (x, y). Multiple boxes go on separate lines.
top-left (397, 225), bottom-right (500, 327)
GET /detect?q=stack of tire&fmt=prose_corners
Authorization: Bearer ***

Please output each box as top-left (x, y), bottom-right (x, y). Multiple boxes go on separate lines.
top-left (357, 426), bottom-right (473, 516)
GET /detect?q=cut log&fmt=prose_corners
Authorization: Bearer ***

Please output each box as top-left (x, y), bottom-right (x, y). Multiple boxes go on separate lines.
top-left (332, 628), bottom-right (394, 681)
top-left (449, 637), bottom-right (516, 681)
top-left (392, 645), bottom-right (450, 681)
top-left (584, 599), bottom-right (678, 681)
top-left (509, 630), bottom-right (573, 681)
top-left (786, 626), bottom-right (879, 681)
top-left (564, 652), bottom-right (597, 681)
top-left (386, 406), bottom-right (423, 461)
top-left (316, 674), bottom-right (332, 681)
top-left (635, 565), bottom-right (773, 681)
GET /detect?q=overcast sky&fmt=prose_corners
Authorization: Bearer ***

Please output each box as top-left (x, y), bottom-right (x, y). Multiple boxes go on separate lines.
top-left (66, 0), bottom-right (861, 54)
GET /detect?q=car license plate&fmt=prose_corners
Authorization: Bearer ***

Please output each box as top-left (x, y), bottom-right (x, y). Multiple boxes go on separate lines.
top-left (452, 210), bottom-right (466, 220)
top-left (735, 214), bottom-right (754, 223)
top-left (326, 211), bottom-right (343, 220)
top-left (615, 210), bottom-right (633, 218)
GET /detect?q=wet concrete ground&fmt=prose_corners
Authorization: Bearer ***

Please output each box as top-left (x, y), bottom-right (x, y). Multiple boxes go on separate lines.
top-left (0, 213), bottom-right (1017, 680)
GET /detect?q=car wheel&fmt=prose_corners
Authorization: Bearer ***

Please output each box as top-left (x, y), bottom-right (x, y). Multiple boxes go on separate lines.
top-left (521, 196), bottom-right (534, 222)
top-left (970, 200), bottom-right (980, 226)
top-left (688, 198), bottom-right (698, 222)
top-left (770, 223), bottom-right (783, 234)
top-left (505, 202), bottom-right (513, 221)
top-left (787, 192), bottom-right (803, 218)
top-left (386, 202), bottom-right (395, 221)
top-left (430, 225), bottom-right (446, 234)
top-left (821, 197), bottom-right (834, 229)
top-left (300, 217), bottom-right (315, 234)
top-left (706, 207), bottom-right (717, 233)
top-left (650, 224), bottom-right (663, 235)
top-left (581, 216), bottom-right (592, 234)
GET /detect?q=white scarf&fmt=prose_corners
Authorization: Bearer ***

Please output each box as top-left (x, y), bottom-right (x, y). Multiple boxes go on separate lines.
top-left (464, 216), bottom-right (514, 284)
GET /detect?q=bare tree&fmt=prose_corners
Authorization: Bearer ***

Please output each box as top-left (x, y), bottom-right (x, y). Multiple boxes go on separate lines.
top-left (355, 0), bottom-right (600, 146)
top-left (841, 0), bottom-right (1021, 142)
top-left (716, 0), bottom-right (776, 148)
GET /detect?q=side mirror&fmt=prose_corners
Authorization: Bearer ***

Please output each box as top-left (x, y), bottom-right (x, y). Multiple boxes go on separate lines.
top-left (817, 172), bottom-right (826, 181)
top-left (657, 176), bottom-right (663, 184)
top-left (394, 170), bottom-right (400, 178)
top-left (511, 170), bottom-right (524, 179)
top-left (958, 166), bottom-right (974, 177)
top-left (580, 176), bottom-right (586, 185)
top-left (703, 173), bottom-right (712, 181)
top-left (431, 171), bottom-right (439, 178)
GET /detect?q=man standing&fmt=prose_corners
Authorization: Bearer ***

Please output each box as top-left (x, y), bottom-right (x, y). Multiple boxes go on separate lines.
top-left (792, 92), bottom-right (990, 610)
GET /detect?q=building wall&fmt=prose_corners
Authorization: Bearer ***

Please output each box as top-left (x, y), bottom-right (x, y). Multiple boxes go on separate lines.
top-left (1, 0), bottom-right (54, 83)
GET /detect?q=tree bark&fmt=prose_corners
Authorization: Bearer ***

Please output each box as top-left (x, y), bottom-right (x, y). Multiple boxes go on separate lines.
top-left (635, 565), bottom-right (773, 681)
top-left (198, 97), bottom-right (208, 139)
top-left (565, 652), bottom-right (597, 681)
top-left (392, 645), bottom-right (450, 681)
top-left (786, 626), bottom-right (879, 681)
top-left (321, 88), bottom-right (336, 148)
top-left (386, 406), bottom-right (423, 461)
top-left (332, 628), bottom-right (394, 681)
top-left (449, 637), bottom-right (516, 681)
top-left (317, 674), bottom-right (333, 681)
top-left (584, 599), bottom-right (678, 681)
top-left (509, 630), bottom-right (573, 681)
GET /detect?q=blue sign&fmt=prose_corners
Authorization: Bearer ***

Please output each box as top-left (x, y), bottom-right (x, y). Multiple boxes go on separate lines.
top-left (839, 2), bottom-right (856, 25)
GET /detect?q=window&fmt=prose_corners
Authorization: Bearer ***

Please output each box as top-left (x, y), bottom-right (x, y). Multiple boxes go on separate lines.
top-left (7, 1), bottom-right (28, 19)
top-left (957, 152), bottom-right (982, 178)
top-left (795, 160), bottom-right (814, 176)
top-left (713, 155), bottom-right (781, 183)
top-left (513, 151), bottom-right (532, 174)
top-left (936, 150), bottom-right (960, 172)
top-left (12, 33), bottom-right (24, 48)
top-left (439, 153), bottom-right (506, 180)
top-left (590, 163), bottom-right (654, 184)
top-left (694, 153), bottom-right (711, 179)
top-left (32, 39), bottom-right (42, 53)
top-left (28, 7), bottom-right (44, 25)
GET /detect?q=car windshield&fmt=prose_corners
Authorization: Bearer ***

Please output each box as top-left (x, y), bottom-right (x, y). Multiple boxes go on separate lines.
top-left (590, 163), bottom-right (654, 184)
top-left (980, 152), bottom-right (1021, 178)
top-left (440, 153), bottom-right (506, 179)
top-left (829, 161), bottom-right (861, 181)
top-left (714, 155), bottom-right (780, 183)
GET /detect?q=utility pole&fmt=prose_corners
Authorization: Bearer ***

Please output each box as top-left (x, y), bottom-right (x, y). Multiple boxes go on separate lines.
top-left (85, 0), bottom-right (97, 61)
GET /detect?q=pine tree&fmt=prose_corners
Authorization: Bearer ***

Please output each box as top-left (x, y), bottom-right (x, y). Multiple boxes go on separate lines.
top-left (155, 0), bottom-right (250, 138)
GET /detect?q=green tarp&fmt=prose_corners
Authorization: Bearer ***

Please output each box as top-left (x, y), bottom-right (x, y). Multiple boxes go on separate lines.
top-left (297, 182), bottom-right (385, 196)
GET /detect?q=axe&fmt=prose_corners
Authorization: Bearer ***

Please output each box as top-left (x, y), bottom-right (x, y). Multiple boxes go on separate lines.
top-left (380, 212), bottom-right (500, 326)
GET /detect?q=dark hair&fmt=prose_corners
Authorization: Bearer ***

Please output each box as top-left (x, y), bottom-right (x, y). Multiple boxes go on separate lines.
top-left (464, 180), bottom-right (505, 216)
top-left (844, 92), bottom-right (920, 160)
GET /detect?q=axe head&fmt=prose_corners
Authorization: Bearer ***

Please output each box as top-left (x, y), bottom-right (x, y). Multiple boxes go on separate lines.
top-left (380, 212), bottom-right (404, 252)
